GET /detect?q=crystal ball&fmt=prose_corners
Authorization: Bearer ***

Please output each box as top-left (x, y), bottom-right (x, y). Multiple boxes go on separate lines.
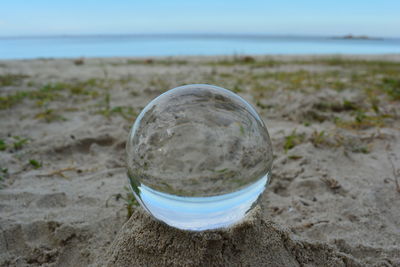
top-left (126, 84), bottom-right (273, 231)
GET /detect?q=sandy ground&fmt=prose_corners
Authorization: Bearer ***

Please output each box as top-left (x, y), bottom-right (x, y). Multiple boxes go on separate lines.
top-left (0, 55), bottom-right (400, 266)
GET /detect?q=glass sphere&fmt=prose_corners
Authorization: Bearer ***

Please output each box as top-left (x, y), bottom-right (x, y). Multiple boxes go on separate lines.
top-left (126, 84), bottom-right (273, 231)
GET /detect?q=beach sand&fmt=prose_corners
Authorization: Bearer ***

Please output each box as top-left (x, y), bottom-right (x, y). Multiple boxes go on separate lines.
top-left (0, 55), bottom-right (399, 266)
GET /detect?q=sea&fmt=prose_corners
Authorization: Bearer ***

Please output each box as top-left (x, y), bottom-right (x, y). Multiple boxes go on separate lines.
top-left (0, 34), bottom-right (399, 59)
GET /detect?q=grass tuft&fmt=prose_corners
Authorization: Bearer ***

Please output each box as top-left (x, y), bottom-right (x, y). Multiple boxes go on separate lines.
top-left (284, 130), bottom-right (305, 152)
top-left (29, 159), bottom-right (42, 169)
top-left (0, 73), bottom-right (29, 86)
top-left (12, 136), bottom-right (28, 150)
top-left (382, 78), bottom-right (400, 100)
top-left (0, 140), bottom-right (6, 151)
top-left (116, 186), bottom-right (139, 219)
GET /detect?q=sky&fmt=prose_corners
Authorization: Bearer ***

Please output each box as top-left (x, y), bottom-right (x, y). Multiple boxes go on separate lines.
top-left (0, 0), bottom-right (399, 37)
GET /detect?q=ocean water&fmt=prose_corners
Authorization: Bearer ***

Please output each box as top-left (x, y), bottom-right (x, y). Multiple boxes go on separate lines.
top-left (0, 35), bottom-right (399, 59)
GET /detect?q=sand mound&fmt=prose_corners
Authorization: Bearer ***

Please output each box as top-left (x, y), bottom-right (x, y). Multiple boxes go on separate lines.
top-left (106, 207), bottom-right (361, 267)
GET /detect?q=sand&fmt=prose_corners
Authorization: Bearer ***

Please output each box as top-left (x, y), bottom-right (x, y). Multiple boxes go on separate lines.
top-left (106, 206), bottom-right (361, 266)
top-left (0, 55), bottom-right (400, 266)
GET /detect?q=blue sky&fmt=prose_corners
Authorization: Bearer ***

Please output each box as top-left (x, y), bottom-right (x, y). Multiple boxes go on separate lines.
top-left (0, 0), bottom-right (399, 37)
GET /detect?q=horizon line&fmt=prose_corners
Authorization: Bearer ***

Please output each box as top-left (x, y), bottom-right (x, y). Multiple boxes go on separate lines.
top-left (0, 33), bottom-right (399, 40)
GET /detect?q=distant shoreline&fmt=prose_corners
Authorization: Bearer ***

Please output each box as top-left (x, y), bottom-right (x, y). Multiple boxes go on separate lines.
top-left (1, 54), bottom-right (400, 63)
top-left (1, 35), bottom-right (399, 59)
top-left (332, 34), bottom-right (383, 41)
top-left (0, 33), bottom-right (398, 40)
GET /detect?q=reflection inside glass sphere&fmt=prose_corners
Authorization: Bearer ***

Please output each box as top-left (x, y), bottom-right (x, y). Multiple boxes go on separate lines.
top-left (126, 84), bottom-right (273, 230)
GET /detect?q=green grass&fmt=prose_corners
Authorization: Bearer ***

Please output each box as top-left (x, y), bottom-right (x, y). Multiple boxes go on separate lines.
top-left (1, 57), bottom-right (398, 135)
top-left (0, 79), bottom-right (103, 110)
top-left (313, 99), bottom-right (360, 112)
top-left (109, 106), bottom-right (137, 121)
top-left (0, 91), bottom-right (30, 109)
top-left (118, 186), bottom-right (139, 219)
top-left (351, 145), bottom-right (370, 154)
top-left (205, 56), bottom-right (400, 70)
top-left (207, 56), bottom-right (281, 67)
top-left (281, 128), bottom-right (375, 154)
top-left (284, 129), bottom-right (306, 152)
top-left (205, 57), bottom-right (400, 101)
top-left (335, 111), bottom-right (392, 130)
top-left (312, 58), bottom-right (400, 69)
top-left (35, 109), bottom-right (66, 122)
top-left (310, 130), bottom-right (327, 147)
top-left (0, 73), bottom-right (29, 86)
top-left (29, 159), bottom-right (42, 169)
top-left (12, 136), bottom-right (28, 150)
top-left (382, 78), bottom-right (400, 100)
top-left (0, 140), bottom-right (6, 151)
top-left (288, 155), bottom-right (303, 160)
top-left (38, 79), bottom-right (102, 97)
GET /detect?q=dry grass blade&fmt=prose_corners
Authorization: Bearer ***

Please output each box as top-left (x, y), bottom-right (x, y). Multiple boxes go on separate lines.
top-left (321, 177), bottom-right (341, 190)
top-left (293, 220), bottom-right (330, 230)
top-left (36, 167), bottom-right (77, 178)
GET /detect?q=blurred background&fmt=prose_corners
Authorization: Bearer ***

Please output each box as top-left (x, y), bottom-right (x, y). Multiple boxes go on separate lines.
top-left (1, 0), bottom-right (400, 59)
